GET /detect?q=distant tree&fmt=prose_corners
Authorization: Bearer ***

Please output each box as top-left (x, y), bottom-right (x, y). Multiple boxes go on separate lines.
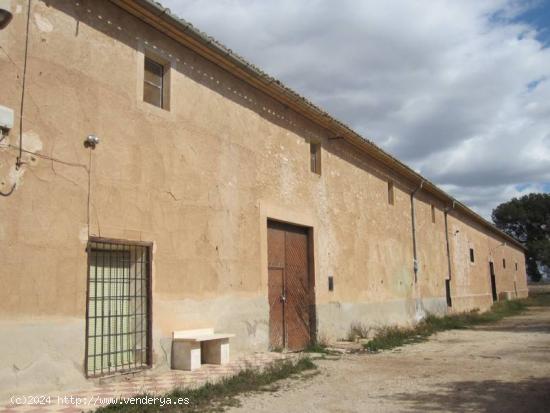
top-left (492, 193), bottom-right (550, 282)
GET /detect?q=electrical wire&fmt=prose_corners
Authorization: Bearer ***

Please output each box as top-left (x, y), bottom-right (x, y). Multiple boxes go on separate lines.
top-left (17, 0), bottom-right (32, 169)
top-left (0, 141), bottom-right (90, 196)
top-left (0, 142), bottom-right (89, 171)
top-left (0, 183), bottom-right (15, 197)
top-left (1, 0), bottom-right (32, 197)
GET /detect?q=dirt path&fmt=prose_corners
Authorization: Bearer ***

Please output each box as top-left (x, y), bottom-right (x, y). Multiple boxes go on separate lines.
top-left (228, 306), bottom-right (550, 412)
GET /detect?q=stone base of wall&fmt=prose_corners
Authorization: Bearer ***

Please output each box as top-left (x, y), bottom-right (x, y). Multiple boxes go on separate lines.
top-left (2, 291), bottom-right (524, 402)
top-left (0, 295), bottom-right (270, 402)
top-left (316, 297), bottom-right (449, 342)
top-left (0, 318), bottom-right (93, 403)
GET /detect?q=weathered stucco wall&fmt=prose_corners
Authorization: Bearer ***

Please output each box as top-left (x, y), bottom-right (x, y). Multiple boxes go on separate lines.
top-left (0, 0), bottom-right (527, 400)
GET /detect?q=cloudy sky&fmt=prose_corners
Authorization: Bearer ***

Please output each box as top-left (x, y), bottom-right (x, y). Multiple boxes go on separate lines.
top-left (162, 0), bottom-right (550, 219)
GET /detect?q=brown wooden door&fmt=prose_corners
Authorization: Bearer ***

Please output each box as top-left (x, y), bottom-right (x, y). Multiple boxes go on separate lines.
top-left (267, 220), bottom-right (313, 351)
top-left (489, 262), bottom-right (498, 302)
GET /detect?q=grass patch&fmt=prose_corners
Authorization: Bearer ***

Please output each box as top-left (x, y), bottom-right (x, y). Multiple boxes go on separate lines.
top-left (302, 342), bottom-right (342, 358)
top-left (364, 296), bottom-right (542, 352)
top-left (303, 342), bottom-right (332, 354)
top-left (363, 325), bottom-right (430, 351)
top-left (524, 292), bottom-right (550, 307)
top-left (96, 357), bottom-right (316, 413)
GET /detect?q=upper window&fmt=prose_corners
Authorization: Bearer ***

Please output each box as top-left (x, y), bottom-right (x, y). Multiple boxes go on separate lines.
top-left (310, 142), bottom-right (321, 174)
top-left (143, 56), bottom-right (168, 109)
top-left (469, 248), bottom-right (475, 263)
top-left (503, 258), bottom-right (506, 269)
top-left (515, 262), bottom-right (518, 271)
top-left (388, 181), bottom-right (394, 205)
top-left (431, 204), bottom-right (436, 224)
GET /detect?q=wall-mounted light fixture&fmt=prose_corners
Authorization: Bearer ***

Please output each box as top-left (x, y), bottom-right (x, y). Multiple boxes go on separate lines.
top-left (84, 134), bottom-right (100, 149)
top-left (0, 0), bottom-right (13, 30)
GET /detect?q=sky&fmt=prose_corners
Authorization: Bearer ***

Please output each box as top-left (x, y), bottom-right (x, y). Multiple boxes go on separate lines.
top-left (161, 0), bottom-right (550, 220)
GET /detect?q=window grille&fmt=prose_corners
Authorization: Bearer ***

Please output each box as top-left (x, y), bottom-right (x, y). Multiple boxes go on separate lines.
top-left (86, 238), bottom-right (152, 377)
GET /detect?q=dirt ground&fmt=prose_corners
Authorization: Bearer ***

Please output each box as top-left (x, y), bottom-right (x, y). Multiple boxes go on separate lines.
top-left (228, 305), bottom-right (550, 413)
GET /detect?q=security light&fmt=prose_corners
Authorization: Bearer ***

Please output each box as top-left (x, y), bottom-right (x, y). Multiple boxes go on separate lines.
top-left (0, 0), bottom-right (13, 30)
top-left (84, 134), bottom-right (100, 148)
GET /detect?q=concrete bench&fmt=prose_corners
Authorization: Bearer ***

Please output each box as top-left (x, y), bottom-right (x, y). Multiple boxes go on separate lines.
top-left (172, 328), bottom-right (235, 371)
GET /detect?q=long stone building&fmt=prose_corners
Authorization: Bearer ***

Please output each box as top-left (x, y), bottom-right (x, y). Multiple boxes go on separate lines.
top-left (0, 0), bottom-right (527, 398)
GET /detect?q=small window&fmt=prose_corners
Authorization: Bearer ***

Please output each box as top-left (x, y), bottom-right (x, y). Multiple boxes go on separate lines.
top-left (503, 258), bottom-right (506, 269)
top-left (328, 276), bottom-right (334, 291)
top-left (143, 56), bottom-right (168, 109)
top-left (515, 262), bottom-right (518, 271)
top-left (469, 248), bottom-right (475, 263)
top-left (388, 180), bottom-right (394, 205)
top-left (310, 142), bottom-right (321, 174)
top-left (431, 204), bottom-right (436, 223)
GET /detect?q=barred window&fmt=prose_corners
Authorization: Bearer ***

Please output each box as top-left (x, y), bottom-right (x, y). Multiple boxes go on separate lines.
top-left (86, 238), bottom-right (152, 377)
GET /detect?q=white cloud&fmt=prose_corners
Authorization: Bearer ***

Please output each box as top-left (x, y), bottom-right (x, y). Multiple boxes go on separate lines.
top-left (162, 0), bottom-right (550, 219)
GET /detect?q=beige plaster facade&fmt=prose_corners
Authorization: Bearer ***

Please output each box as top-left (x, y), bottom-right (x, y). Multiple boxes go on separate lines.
top-left (0, 0), bottom-right (527, 399)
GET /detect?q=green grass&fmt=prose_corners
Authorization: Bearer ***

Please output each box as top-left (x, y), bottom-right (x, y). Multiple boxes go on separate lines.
top-left (302, 342), bottom-right (331, 354)
top-left (96, 358), bottom-right (316, 413)
top-left (524, 292), bottom-right (550, 307)
top-left (364, 295), bottom-right (548, 352)
top-left (302, 340), bottom-right (345, 356)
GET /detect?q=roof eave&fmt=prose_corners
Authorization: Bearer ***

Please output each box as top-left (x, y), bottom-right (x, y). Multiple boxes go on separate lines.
top-left (109, 0), bottom-right (526, 251)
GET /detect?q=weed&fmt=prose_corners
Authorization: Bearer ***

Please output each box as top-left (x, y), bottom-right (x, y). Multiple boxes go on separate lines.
top-left (303, 342), bottom-right (330, 354)
top-left (96, 357), bottom-right (316, 413)
top-left (347, 322), bottom-right (371, 341)
top-left (364, 296), bottom-right (539, 352)
top-left (524, 292), bottom-right (550, 307)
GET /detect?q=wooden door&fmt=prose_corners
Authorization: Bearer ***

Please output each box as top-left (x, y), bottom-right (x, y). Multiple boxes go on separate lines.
top-left (267, 221), bottom-right (313, 350)
top-left (489, 262), bottom-right (498, 302)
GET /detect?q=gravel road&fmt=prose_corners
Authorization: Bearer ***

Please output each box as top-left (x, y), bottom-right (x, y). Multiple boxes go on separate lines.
top-left (228, 305), bottom-right (550, 412)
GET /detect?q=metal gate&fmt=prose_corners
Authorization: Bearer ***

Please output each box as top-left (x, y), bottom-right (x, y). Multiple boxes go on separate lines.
top-left (267, 221), bottom-right (314, 351)
top-left (85, 238), bottom-right (152, 377)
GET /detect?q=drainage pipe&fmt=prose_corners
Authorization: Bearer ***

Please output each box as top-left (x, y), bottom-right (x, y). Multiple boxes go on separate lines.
top-left (443, 201), bottom-right (456, 307)
top-left (410, 180), bottom-right (425, 283)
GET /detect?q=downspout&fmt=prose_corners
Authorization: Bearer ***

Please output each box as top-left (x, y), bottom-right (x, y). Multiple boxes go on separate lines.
top-left (411, 179), bottom-right (424, 321)
top-left (443, 201), bottom-right (456, 307)
top-left (410, 180), bottom-right (424, 283)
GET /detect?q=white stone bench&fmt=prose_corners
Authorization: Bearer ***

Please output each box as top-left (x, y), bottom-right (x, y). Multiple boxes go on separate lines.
top-left (172, 328), bottom-right (235, 371)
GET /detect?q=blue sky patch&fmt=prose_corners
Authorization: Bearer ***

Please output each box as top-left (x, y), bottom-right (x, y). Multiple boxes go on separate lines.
top-left (514, 0), bottom-right (550, 47)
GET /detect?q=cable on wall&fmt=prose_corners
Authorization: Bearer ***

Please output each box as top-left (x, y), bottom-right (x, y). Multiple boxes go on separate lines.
top-left (0, 182), bottom-right (15, 196)
top-left (16, 0), bottom-right (32, 170)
